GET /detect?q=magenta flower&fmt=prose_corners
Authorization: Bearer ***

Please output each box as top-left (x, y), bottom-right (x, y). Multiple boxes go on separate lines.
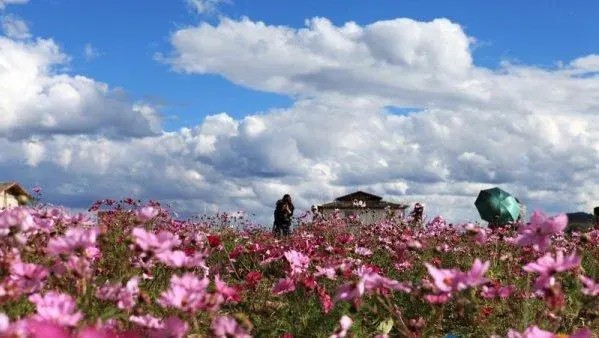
top-left (24, 320), bottom-right (71, 338)
top-left (354, 246), bottom-right (373, 256)
top-left (215, 275), bottom-right (240, 302)
top-left (356, 266), bottom-right (411, 294)
top-left (272, 278), bottom-right (296, 295)
top-left (28, 292), bottom-right (83, 327)
top-left (507, 326), bottom-right (591, 338)
top-left (76, 326), bottom-right (119, 338)
top-left (523, 251), bottom-right (580, 276)
top-left (47, 226), bottom-right (99, 256)
top-left (314, 266), bottom-right (337, 280)
top-left (514, 211), bottom-right (567, 251)
top-left (480, 284), bottom-right (514, 299)
top-left (155, 250), bottom-right (208, 271)
top-left (424, 264), bottom-right (462, 293)
top-left (96, 277), bottom-right (140, 310)
top-left (424, 292), bottom-right (452, 304)
top-left (148, 316), bottom-right (189, 338)
top-left (335, 280), bottom-right (365, 302)
top-left (462, 259), bottom-right (490, 287)
top-left (9, 260), bottom-right (48, 294)
top-left (424, 259), bottom-right (489, 293)
top-left (134, 206), bottom-right (160, 222)
top-left (129, 314), bottom-right (164, 329)
top-left (211, 316), bottom-right (251, 338)
top-left (131, 228), bottom-right (181, 253)
top-left (0, 207), bottom-right (36, 236)
top-left (284, 250), bottom-right (310, 276)
top-left (0, 313), bottom-right (8, 333)
top-left (329, 315), bottom-right (353, 338)
top-left (158, 273), bottom-right (209, 313)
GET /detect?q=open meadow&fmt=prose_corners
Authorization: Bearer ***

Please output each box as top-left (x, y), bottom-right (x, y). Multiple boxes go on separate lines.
top-left (0, 199), bottom-right (597, 337)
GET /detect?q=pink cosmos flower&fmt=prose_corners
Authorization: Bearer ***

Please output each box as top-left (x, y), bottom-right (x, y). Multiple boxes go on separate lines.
top-left (354, 247), bottom-right (373, 256)
top-left (129, 314), bottom-right (164, 329)
top-left (134, 206), bottom-right (160, 222)
top-left (335, 281), bottom-right (365, 302)
top-left (462, 259), bottom-right (490, 287)
top-left (284, 250), bottom-right (310, 276)
top-left (0, 313), bottom-right (8, 333)
top-left (272, 278), bottom-right (296, 295)
top-left (47, 226), bottom-right (99, 256)
top-left (0, 207), bottom-right (36, 236)
top-left (9, 260), bottom-right (48, 294)
top-left (480, 284), bottom-right (514, 299)
top-left (76, 327), bottom-right (120, 338)
top-left (513, 211), bottom-right (567, 251)
top-left (425, 259), bottom-right (489, 293)
top-left (579, 275), bottom-right (599, 296)
top-left (211, 316), bottom-right (251, 338)
top-left (424, 293), bottom-right (452, 304)
top-left (507, 325), bottom-right (591, 338)
top-left (314, 266), bottom-right (337, 280)
top-left (523, 251), bottom-right (580, 276)
top-left (317, 287), bottom-right (333, 314)
top-left (329, 315), bottom-right (352, 338)
top-left (355, 266), bottom-right (411, 294)
top-left (24, 320), bottom-right (71, 338)
top-left (394, 261), bottom-right (412, 272)
top-left (155, 250), bottom-right (208, 271)
top-left (158, 273), bottom-right (209, 313)
top-left (215, 275), bottom-right (240, 303)
top-left (96, 277), bottom-right (140, 310)
top-left (424, 265), bottom-right (460, 293)
top-left (148, 316), bottom-right (189, 338)
top-left (131, 228), bottom-right (181, 253)
top-left (28, 292), bottom-right (83, 327)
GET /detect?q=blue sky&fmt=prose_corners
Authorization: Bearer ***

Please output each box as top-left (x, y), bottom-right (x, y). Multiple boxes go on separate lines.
top-left (9, 0), bottom-right (599, 131)
top-left (2, 0), bottom-right (599, 223)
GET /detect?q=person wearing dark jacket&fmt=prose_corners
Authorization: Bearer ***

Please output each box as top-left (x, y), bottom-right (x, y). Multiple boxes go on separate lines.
top-left (273, 194), bottom-right (294, 237)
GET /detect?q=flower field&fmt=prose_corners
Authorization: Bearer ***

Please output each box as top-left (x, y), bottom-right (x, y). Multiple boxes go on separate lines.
top-left (0, 199), bottom-right (598, 337)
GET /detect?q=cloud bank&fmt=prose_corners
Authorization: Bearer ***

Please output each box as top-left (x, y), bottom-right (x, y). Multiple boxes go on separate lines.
top-left (2, 15), bottom-right (599, 224)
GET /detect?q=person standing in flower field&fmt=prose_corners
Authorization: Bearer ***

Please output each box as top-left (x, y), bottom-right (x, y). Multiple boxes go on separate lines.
top-left (273, 194), bottom-right (294, 237)
top-left (311, 205), bottom-right (323, 222)
top-left (410, 202), bottom-right (424, 227)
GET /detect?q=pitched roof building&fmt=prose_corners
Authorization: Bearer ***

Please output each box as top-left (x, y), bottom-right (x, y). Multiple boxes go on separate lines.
top-left (0, 182), bottom-right (31, 210)
top-left (317, 190), bottom-right (409, 224)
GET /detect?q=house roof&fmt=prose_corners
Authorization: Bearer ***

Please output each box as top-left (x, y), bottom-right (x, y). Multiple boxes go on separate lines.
top-left (0, 182), bottom-right (31, 198)
top-left (335, 190), bottom-right (382, 202)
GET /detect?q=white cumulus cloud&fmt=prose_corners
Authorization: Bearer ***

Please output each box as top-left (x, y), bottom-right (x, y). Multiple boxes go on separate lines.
top-left (0, 36), bottom-right (161, 140)
top-left (0, 0), bottom-right (28, 10)
top-left (1, 15), bottom-right (30, 39)
top-left (2, 14), bottom-right (599, 226)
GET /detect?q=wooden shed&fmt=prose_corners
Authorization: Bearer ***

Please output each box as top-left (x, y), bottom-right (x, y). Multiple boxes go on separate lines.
top-left (317, 190), bottom-right (409, 224)
top-left (0, 182), bottom-right (31, 210)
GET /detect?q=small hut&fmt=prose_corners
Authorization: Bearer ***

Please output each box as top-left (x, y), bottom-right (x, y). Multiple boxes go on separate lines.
top-left (317, 191), bottom-right (409, 224)
top-left (0, 182), bottom-right (31, 210)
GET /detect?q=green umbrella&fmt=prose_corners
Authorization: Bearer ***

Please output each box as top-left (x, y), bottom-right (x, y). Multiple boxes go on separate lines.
top-left (475, 187), bottom-right (521, 225)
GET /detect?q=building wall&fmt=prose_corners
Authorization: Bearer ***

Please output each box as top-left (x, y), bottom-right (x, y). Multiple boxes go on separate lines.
top-left (321, 208), bottom-right (398, 224)
top-left (0, 192), bottom-right (19, 210)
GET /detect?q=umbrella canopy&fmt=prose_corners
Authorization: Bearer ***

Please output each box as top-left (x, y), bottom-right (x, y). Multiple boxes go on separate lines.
top-left (475, 187), bottom-right (521, 225)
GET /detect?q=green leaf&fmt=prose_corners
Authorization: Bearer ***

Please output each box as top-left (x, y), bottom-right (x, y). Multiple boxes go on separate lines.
top-left (377, 318), bottom-right (394, 334)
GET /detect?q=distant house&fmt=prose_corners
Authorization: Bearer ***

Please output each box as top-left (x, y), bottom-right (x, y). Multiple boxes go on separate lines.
top-left (317, 191), bottom-right (409, 224)
top-left (0, 182), bottom-right (31, 210)
top-left (565, 211), bottom-right (599, 232)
